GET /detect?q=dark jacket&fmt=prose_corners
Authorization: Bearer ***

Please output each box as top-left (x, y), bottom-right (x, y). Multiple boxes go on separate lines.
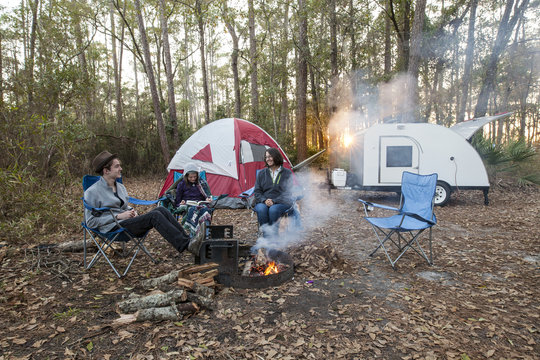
top-left (175, 177), bottom-right (212, 207)
top-left (253, 167), bottom-right (294, 207)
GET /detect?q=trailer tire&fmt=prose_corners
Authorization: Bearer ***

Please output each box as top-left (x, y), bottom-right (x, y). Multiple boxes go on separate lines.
top-left (434, 181), bottom-right (451, 206)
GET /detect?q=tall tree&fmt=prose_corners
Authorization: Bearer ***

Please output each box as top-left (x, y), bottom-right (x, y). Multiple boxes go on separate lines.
top-left (248, 0), bottom-right (259, 122)
top-left (26, 0), bottom-right (39, 113)
top-left (134, 0), bottom-right (170, 163)
top-left (160, 0), bottom-right (179, 147)
top-left (405, 0), bottom-right (426, 122)
top-left (296, 0), bottom-right (308, 161)
top-left (279, 1), bottom-right (290, 135)
top-left (110, 2), bottom-right (124, 128)
top-left (195, 0), bottom-right (210, 124)
top-left (384, 0), bottom-right (392, 75)
top-left (457, 0), bottom-right (478, 123)
top-left (222, 1), bottom-right (241, 118)
top-left (474, 0), bottom-right (530, 118)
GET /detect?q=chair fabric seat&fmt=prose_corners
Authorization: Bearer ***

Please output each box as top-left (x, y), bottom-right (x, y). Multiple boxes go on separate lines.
top-left (366, 214), bottom-right (432, 231)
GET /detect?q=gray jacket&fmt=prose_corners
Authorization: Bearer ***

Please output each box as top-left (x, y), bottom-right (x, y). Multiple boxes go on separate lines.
top-left (84, 177), bottom-right (132, 233)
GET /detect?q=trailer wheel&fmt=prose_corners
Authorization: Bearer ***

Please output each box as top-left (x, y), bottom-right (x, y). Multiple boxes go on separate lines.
top-left (434, 181), bottom-right (451, 206)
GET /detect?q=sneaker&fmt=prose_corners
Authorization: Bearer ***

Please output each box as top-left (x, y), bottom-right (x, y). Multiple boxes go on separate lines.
top-left (188, 222), bottom-right (206, 255)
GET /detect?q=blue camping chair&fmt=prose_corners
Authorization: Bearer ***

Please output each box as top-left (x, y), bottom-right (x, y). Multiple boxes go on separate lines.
top-left (358, 171), bottom-right (437, 269)
top-left (82, 175), bottom-right (163, 278)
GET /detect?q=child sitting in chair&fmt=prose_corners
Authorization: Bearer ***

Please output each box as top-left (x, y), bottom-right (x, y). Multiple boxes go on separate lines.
top-left (175, 163), bottom-right (213, 237)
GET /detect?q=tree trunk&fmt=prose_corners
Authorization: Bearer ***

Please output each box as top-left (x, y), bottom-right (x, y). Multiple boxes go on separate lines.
top-left (279, 1), bottom-right (290, 136)
top-left (248, 0), bottom-right (259, 122)
top-left (110, 3), bottom-right (124, 129)
top-left (296, 0), bottom-right (308, 162)
top-left (457, 0), bottom-right (478, 123)
top-left (134, 0), bottom-right (170, 164)
top-left (196, 0), bottom-right (210, 124)
top-left (383, 0), bottom-right (392, 75)
top-left (222, 2), bottom-right (241, 118)
top-left (405, 0), bottom-right (426, 122)
top-left (0, 32), bottom-right (3, 108)
top-left (160, 0), bottom-right (179, 148)
top-left (474, 0), bottom-right (530, 118)
top-left (26, 0), bottom-right (39, 114)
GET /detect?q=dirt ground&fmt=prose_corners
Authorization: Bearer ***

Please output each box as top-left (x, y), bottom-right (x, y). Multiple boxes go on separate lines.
top-left (0, 174), bottom-right (539, 359)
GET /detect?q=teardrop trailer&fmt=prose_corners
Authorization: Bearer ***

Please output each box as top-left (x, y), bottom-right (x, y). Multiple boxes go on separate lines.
top-left (339, 113), bottom-right (512, 206)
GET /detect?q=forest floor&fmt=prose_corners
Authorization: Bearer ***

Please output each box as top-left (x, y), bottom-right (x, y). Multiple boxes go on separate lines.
top-left (0, 172), bottom-right (539, 359)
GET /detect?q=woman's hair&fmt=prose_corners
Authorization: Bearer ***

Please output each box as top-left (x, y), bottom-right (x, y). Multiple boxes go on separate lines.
top-left (265, 147), bottom-right (284, 167)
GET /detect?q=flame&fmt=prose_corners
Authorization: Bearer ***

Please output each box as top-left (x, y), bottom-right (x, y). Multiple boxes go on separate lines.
top-left (263, 261), bottom-right (279, 275)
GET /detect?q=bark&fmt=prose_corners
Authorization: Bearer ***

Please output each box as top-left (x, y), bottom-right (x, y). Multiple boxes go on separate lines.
top-left (141, 270), bottom-right (181, 290)
top-left (349, 0), bottom-right (357, 70)
top-left (279, 1), bottom-right (290, 135)
top-left (457, 0), bottom-right (478, 123)
top-left (329, 0), bottom-right (338, 84)
top-left (222, 2), bottom-right (241, 118)
top-left (405, 0), bottom-right (426, 122)
top-left (384, 0), bottom-right (392, 75)
top-left (248, 0), bottom-right (260, 122)
top-left (134, 0), bottom-right (170, 163)
top-left (196, 0), bottom-right (210, 124)
top-left (474, 0), bottom-right (530, 118)
top-left (160, 0), bottom-right (179, 148)
top-left (117, 290), bottom-right (187, 313)
top-left (388, 0), bottom-right (410, 72)
top-left (0, 29), bottom-right (4, 108)
top-left (296, 0), bottom-right (308, 161)
top-left (73, 2), bottom-right (91, 123)
top-left (110, 3), bottom-right (123, 128)
top-left (114, 302), bottom-right (199, 324)
top-left (26, 0), bottom-right (39, 113)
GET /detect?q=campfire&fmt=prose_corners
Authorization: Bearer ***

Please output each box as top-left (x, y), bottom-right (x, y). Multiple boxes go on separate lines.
top-left (242, 248), bottom-right (290, 277)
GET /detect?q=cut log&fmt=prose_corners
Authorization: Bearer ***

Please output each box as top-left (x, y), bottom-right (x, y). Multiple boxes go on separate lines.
top-left (242, 260), bottom-right (253, 276)
top-left (113, 302), bottom-right (199, 324)
top-left (55, 240), bottom-right (95, 252)
top-left (190, 268), bottom-right (219, 281)
top-left (179, 262), bottom-right (219, 276)
top-left (177, 277), bottom-right (194, 289)
top-left (193, 283), bottom-right (214, 298)
top-left (186, 292), bottom-right (214, 309)
top-left (117, 290), bottom-right (187, 313)
top-left (141, 270), bottom-right (181, 290)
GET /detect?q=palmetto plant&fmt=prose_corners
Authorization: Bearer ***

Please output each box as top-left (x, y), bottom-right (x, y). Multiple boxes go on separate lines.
top-left (472, 136), bottom-right (539, 186)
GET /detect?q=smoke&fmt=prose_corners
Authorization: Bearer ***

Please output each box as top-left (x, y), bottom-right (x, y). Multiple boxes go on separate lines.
top-left (251, 170), bottom-right (337, 252)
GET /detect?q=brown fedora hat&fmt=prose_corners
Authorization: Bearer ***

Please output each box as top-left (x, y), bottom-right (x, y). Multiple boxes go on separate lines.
top-left (92, 151), bottom-right (117, 173)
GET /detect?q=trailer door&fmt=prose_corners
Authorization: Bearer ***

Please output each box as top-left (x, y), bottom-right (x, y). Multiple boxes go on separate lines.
top-left (379, 136), bottom-right (420, 183)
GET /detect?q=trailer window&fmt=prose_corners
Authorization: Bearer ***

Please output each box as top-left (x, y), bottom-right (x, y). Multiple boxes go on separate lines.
top-left (386, 146), bottom-right (412, 167)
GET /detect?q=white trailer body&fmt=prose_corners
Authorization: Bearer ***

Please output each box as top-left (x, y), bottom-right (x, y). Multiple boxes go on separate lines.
top-left (348, 113), bottom-right (511, 205)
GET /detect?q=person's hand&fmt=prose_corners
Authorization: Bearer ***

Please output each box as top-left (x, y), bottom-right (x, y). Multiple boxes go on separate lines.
top-left (117, 209), bottom-right (137, 220)
top-left (264, 199), bottom-right (273, 207)
top-left (206, 197), bottom-right (212, 202)
top-left (180, 200), bottom-right (186, 205)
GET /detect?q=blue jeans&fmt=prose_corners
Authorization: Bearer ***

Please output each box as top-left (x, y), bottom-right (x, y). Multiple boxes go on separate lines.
top-left (254, 203), bottom-right (291, 227)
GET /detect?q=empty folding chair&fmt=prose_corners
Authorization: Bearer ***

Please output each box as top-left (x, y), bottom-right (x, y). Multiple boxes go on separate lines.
top-left (358, 171), bottom-right (437, 269)
top-left (82, 175), bottom-right (161, 278)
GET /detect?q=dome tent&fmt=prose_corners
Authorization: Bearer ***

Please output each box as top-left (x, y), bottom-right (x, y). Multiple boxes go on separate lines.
top-left (159, 118), bottom-right (293, 200)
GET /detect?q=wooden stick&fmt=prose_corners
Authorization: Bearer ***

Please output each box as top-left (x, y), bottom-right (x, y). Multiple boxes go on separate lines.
top-left (179, 262), bottom-right (219, 276)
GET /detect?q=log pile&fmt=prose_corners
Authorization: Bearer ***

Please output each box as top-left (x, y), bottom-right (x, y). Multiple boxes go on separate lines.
top-left (114, 263), bottom-right (219, 324)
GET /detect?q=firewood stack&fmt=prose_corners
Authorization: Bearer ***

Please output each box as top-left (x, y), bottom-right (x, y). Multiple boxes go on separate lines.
top-left (114, 263), bottom-right (219, 324)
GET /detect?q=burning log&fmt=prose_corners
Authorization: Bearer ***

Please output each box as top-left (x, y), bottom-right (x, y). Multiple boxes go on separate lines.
top-left (117, 289), bottom-right (187, 313)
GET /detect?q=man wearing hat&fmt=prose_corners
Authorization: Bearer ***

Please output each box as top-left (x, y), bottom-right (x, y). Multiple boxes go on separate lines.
top-left (84, 151), bottom-right (205, 256)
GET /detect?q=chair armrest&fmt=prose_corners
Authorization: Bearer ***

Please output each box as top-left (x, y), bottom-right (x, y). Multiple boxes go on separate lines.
top-left (128, 197), bottom-right (166, 206)
top-left (401, 211), bottom-right (436, 226)
top-left (358, 199), bottom-right (399, 211)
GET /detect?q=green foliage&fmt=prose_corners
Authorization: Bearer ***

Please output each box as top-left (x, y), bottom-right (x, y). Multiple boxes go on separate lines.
top-left (472, 136), bottom-right (539, 186)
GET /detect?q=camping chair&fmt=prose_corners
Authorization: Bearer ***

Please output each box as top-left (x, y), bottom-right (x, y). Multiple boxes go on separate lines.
top-left (358, 171), bottom-right (437, 270)
top-left (240, 169), bottom-right (303, 235)
top-left (82, 175), bottom-right (162, 278)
